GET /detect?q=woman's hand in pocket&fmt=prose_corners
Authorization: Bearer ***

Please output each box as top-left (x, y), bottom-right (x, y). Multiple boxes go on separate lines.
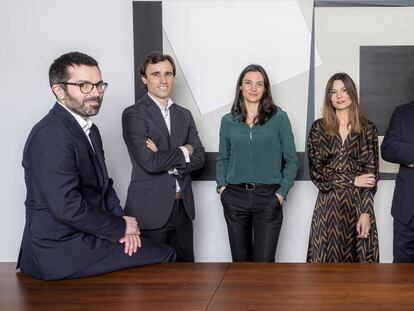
top-left (275, 193), bottom-right (284, 205)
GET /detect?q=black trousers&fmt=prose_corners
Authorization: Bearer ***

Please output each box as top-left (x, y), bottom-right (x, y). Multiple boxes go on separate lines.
top-left (141, 199), bottom-right (194, 262)
top-left (394, 219), bottom-right (414, 263)
top-left (69, 238), bottom-right (176, 279)
top-left (221, 184), bottom-right (283, 262)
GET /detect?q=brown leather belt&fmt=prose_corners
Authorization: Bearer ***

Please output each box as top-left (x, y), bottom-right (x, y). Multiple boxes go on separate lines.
top-left (175, 192), bottom-right (183, 200)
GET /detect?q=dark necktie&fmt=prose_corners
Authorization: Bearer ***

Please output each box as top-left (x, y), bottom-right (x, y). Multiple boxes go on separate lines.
top-left (89, 124), bottom-right (109, 184)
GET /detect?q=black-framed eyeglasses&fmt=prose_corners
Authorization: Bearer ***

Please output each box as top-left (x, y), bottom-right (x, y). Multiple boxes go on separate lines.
top-left (59, 81), bottom-right (108, 94)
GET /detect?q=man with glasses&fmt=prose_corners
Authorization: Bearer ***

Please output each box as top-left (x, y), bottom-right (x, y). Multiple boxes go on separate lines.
top-left (122, 52), bottom-right (205, 262)
top-left (17, 52), bottom-right (176, 280)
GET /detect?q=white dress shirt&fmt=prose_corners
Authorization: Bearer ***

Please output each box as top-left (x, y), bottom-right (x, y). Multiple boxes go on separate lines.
top-left (148, 94), bottom-right (190, 193)
top-left (58, 102), bottom-right (94, 151)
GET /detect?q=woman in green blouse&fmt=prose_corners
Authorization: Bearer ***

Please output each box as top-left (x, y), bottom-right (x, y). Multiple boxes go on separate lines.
top-left (216, 64), bottom-right (299, 262)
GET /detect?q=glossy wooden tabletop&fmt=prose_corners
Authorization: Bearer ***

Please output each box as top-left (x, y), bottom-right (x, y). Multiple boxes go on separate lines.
top-left (1, 263), bottom-right (414, 310)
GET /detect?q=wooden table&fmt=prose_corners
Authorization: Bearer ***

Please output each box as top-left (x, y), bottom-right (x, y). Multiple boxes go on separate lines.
top-left (1, 263), bottom-right (414, 310)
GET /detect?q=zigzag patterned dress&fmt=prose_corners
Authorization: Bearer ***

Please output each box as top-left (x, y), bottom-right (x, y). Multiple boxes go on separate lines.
top-left (307, 119), bottom-right (379, 262)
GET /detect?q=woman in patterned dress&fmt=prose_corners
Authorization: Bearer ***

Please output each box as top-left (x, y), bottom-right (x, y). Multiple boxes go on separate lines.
top-left (307, 72), bottom-right (379, 263)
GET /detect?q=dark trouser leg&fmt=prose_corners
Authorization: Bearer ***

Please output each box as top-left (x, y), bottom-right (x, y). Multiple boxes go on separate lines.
top-left (142, 200), bottom-right (194, 262)
top-left (68, 238), bottom-right (176, 279)
top-left (170, 200), bottom-right (194, 262)
top-left (393, 219), bottom-right (414, 263)
top-left (252, 189), bottom-right (283, 262)
top-left (141, 212), bottom-right (176, 246)
top-left (221, 186), bottom-right (253, 262)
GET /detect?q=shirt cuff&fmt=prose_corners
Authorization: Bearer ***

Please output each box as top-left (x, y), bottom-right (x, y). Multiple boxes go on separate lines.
top-left (168, 168), bottom-right (178, 175)
top-left (277, 185), bottom-right (288, 200)
top-left (179, 146), bottom-right (191, 163)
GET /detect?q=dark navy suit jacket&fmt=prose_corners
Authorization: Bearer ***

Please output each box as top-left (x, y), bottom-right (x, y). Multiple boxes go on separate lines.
top-left (17, 103), bottom-right (126, 280)
top-left (122, 95), bottom-right (205, 229)
top-left (381, 101), bottom-right (414, 226)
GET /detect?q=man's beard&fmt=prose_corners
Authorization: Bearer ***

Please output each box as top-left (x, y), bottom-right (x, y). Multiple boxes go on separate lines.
top-left (64, 91), bottom-right (102, 118)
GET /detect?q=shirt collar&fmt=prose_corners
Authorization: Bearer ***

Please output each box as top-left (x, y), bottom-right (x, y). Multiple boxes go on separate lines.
top-left (57, 102), bottom-right (93, 135)
top-left (148, 93), bottom-right (174, 112)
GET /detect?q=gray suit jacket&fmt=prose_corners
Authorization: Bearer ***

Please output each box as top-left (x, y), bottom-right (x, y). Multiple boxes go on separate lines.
top-left (122, 95), bottom-right (205, 229)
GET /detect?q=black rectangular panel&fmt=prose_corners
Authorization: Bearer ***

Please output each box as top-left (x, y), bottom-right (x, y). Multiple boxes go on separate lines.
top-left (360, 46), bottom-right (414, 135)
top-left (133, 1), bottom-right (162, 102)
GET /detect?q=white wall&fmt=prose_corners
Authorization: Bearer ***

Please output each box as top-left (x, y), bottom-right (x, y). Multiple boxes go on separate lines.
top-left (0, 0), bottom-right (136, 262)
top-left (0, 0), bottom-right (403, 263)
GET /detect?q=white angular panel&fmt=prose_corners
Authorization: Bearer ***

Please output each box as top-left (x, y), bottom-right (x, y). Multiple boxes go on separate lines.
top-left (163, 0), bottom-right (322, 114)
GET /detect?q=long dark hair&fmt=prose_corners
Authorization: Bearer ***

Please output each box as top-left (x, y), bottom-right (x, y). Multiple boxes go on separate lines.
top-left (231, 64), bottom-right (277, 125)
top-left (322, 72), bottom-right (365, 135)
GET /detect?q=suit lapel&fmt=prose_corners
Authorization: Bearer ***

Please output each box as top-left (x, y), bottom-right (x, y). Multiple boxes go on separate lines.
top-left (52, 103), bottom-right (105, 187)
top-left (170, 104), bottom-right (182, 148)
top-left (406, 117), bottom-right (414, 144)
top-left (144, 95), bottom-right (171, 139)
